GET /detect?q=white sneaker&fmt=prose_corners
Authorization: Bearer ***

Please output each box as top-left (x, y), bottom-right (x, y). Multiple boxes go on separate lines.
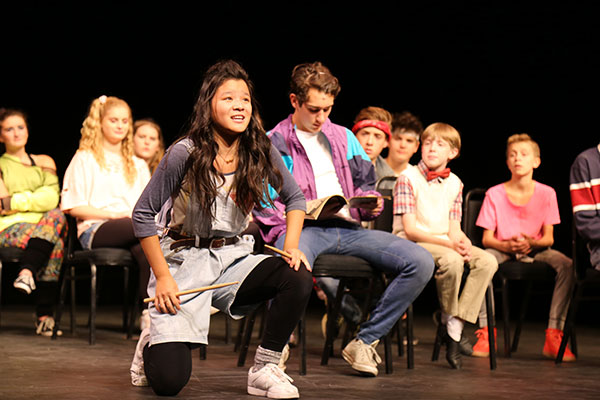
top-left (278, 344), bottom-right (290, 372)
top-left (130, 327), bottom-right (150, 387)
top-left (342, 338), bottom-right (381, 377)
top-left (247, 363), bottom-right (299, 399)
top-left (14, 274), bottom-right (36, 295)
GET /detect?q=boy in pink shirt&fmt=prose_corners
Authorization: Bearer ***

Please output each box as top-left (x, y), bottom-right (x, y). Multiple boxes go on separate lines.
top-left (475, 134), bottom-right (575, 361)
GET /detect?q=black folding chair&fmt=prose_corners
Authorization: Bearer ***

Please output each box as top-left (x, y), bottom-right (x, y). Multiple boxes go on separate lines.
top-left (52, 215), bottom-right (138, 344)
top-left (0, 247), bottom-right (26, 327)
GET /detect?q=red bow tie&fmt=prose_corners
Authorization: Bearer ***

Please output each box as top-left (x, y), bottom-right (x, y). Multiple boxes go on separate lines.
top-left (426, 168), bottom-right (450, 181)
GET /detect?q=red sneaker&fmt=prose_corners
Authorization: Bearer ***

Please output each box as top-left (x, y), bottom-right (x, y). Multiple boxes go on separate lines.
top-left (543, 328), bottom-right (576, 362)
top-left (472, 327), bottom-right (497, 357)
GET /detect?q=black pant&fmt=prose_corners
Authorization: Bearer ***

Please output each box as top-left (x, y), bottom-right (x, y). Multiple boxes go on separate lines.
top-left (91, 218), bottom-right (151, 298)
top-left (143, 256), bottom-right (313, 396)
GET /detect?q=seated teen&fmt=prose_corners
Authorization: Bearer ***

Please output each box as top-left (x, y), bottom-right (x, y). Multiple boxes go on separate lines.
top-left (254, 61), bottom-right (434, 377)
top-left (476, 133), bottom-right (575, 361)
top-left (570, 143), bottom-right (600, 270)
top-left (0, 108), bottom-right (67, 336)
top-left (393, 122), bottom-right (497, 369)
top-left (385, 111), bottom-right (422, 177)
top-left (352, 106), bottom-right (395, 184)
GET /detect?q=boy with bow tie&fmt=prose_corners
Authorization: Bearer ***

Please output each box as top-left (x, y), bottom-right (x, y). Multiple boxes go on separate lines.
top-left (393, 122), bottom-right (498, 369)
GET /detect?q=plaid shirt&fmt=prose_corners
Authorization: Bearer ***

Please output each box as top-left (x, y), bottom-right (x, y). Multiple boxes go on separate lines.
top-left (393, 160), bottom-right (462, 221)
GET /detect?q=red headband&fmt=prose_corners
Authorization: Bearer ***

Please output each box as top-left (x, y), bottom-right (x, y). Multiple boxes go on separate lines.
top-left (351, 119), bottom-right (391, 139)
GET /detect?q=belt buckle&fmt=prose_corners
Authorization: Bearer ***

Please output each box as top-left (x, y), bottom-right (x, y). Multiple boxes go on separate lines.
top-left (209, 238), bottom-right (226, 249)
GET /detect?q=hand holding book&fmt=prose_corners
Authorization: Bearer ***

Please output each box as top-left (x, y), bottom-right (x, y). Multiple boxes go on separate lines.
top-left (305, 194), bottom-right (389, 220)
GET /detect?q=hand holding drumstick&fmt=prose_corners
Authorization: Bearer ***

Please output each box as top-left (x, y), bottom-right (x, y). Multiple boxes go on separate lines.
top-left (144, 281), bottom-right (239, 305)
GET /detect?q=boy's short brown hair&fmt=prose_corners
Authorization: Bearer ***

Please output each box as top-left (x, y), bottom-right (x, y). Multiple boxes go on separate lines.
top-left (421, 122), bottom-right (461, 154)
top-left (391, 111), bottom-right (423, 140)
top-left (506, 133), bottom-right (540, 158)
top-left (289, 62), bottom-right (341, 105)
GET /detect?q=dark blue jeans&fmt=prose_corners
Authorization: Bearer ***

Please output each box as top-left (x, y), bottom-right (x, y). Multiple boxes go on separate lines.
top-left (276, 220), bottom-right (434, 344)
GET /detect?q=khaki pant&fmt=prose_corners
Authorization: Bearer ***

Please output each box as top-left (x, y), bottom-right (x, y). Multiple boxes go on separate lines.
top-left (419, 243), bottom-right (498, 323)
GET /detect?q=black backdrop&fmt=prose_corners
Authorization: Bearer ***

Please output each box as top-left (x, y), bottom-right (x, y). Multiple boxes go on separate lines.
top-left (2, 2), bottom-right (599, 257)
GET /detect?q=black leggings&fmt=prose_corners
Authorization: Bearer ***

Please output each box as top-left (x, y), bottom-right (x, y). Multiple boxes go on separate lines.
top-left (91, 218), bottom-right (151, 298)
top-left (143, 256), bottom-right (313, 396)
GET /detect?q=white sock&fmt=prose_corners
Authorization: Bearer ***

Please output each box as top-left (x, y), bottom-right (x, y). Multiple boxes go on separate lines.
top-left (446, 316), bottom-right (464, 342)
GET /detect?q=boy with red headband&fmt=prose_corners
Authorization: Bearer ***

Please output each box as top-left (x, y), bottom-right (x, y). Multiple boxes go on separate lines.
top-left (352, 106), bottom-right (394, 181)
top-left (353, 108), bottom-right (422, 191)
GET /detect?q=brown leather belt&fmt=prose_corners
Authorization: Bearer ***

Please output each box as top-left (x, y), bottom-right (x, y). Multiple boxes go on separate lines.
top-left (166, 230), bottom-right (238, 250)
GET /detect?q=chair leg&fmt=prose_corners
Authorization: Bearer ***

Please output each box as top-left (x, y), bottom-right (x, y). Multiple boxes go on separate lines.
top-left (431, 311), bottom-right (445, 362)
top-left (127, 267), bottom-right (139, 340)
top-left (237, 306), bottom-right (260, 367)
top-left (501, 277), bottom-right (511, 357)
top-left (485, 286), bottom-right (497, 370)
top-left (512, 281), bottom-right (533, 353)
top-left (397, 320), bottom-right (404, 357)
top-left (122, 266), bottom-right (130, 333)
top-left (556, 280), bottom-right (582, 364)
top-left (199, 344), bottom-right (207, 360)
top-left (299, 316), bottom-right (306, 376)
top-left (570, 328), bottom-right (578, 357)
top-left (321, 278), bottom-right (346, 365)
top-left (406, 304), bottom-right (414, 370)
top-left (89, 263), bottom-right (97, 345)
top-left (384, 332), bottom-right (393, 374)
top-left (70, 266), bottom-right (77, 335)
top-left (225, 316), bottom-right (232, 344)
top-left (234, 316), bottom-right (245, 353)
top-left (52, 262), bottom-right (70, 339)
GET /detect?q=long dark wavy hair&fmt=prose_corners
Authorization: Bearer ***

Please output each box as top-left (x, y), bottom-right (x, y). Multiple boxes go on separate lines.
top-left (185, 60), bottom-right (282, 218)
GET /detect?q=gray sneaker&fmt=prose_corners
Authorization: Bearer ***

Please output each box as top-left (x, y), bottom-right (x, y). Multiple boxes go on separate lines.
top-left (342, 338), bottom-right (381, 377)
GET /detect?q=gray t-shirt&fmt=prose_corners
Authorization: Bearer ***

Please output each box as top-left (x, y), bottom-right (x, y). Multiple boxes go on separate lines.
top-left (132, 137), bottom-right (306, 238)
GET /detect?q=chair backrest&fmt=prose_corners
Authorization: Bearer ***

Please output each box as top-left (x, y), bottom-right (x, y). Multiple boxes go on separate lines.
top-left (372, 176), bottom-right (397, 233)
top-left (462, 188), bottom-right (487, 247)
top-left (65, 214), bottom-right (83, 258)
top-left (572, 222), bottom-right (594, 281)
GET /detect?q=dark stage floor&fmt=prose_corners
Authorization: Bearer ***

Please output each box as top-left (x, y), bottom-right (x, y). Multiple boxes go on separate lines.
top-left (1, 304), bottom-right (599, 400)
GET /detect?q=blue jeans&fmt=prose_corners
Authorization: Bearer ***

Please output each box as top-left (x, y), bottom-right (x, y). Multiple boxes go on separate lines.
top-left (275, 220), bottom-right (434, 344)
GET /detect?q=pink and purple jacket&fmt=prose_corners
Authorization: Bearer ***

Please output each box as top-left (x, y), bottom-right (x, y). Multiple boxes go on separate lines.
top-left (253, 115), bottom-right (381, 244)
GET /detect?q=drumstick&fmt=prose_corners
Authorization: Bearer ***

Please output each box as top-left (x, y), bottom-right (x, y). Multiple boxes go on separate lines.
top-left (143, 281), bottom-right (239, 304)
top-left (264, 244), bottom-right (292, 258)
top-left (264, 244), bottom-right (311, 271)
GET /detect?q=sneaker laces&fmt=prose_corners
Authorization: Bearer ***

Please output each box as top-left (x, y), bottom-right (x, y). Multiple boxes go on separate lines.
top-left (260, 363), bottom-right (294, 384)
top-left (475, 328), bottom-right (488, 339)
top-left (360, 340), bottom-right (382, 364)
top-left (547, 329), bottom-right (563, 342)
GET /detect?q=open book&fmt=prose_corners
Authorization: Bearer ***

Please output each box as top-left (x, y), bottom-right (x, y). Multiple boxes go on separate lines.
top-left (305, 195), bottom-right (385, 220)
